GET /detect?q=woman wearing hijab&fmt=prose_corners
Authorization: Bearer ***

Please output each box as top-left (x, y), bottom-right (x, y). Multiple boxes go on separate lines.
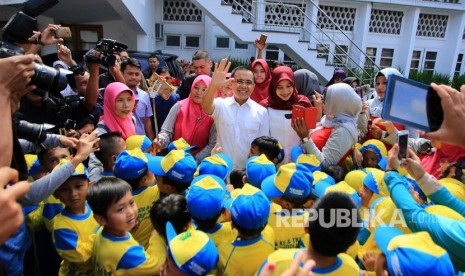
top-left (96, 82), bottom-right (136, 139)
top-left (293, 83), bottom-right (362, 167)
top-left (260, 66), bottom-right (312, 164)
top-left (421, 142), bottom-right (465, 179)
top-left (363, 68), bottom-right (405, 140)
top-left (153, 75), bottom-right (216, 162)
top-left (294, 69), bottom-right (321, 101)
top-left (250, 59), bottom-right (272, 103)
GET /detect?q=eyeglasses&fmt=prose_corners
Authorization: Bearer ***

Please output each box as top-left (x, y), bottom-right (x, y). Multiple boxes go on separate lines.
top-left (234, 79), bottom-right (254, 86)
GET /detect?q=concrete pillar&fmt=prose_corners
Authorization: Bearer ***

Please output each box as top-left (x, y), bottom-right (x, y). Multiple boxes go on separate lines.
top-left (396, 7), bottom-right (420, 75)
top-left (350, 2), bottom-right (371, 70)
top-left (436, 11), bottom-right (465, 77)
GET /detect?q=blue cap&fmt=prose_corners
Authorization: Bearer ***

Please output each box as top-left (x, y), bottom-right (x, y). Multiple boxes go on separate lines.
top-left (375, 226), bottom-right (455, 275)
top-left (25, 154), bottom-right (41, 177)
top-left (246, 154), bottom-right (276, 188)
top-left (167, 137), bottom-right (197, 152)
top-left (126, 135), bottom-right (152, 151)
top-left (187, 174), bottom-right (227, 221)
top-left (196, 153), bottom-right (234, 181)
top-left (362, 169), bottom-right (388, 196)
top-left (231, 184), bottom-right (270, 231)
top-left (114, 149), bottom-right (152, 180)
top-left (261, 163), bottom-right (313, 199)
top-left (148, 150), bottom-right (197, 183)
top-left (166, 222), bottom-right (219, 275)
top-left (290, 145), bottom-right (321, 172)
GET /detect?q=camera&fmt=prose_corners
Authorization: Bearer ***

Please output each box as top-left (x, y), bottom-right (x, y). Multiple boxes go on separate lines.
top-left (14, 118), bottom-right (55, 145)
top-left (86, 38), bottom-right (128, 67)
top-left (0, 40), bottom-right (71, 96)
top-left (1, 0), bottom-right (71, 97)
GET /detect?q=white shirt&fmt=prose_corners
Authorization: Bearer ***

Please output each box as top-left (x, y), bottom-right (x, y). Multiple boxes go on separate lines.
top-left (212, 97), bottom-right (269, 169)
top-left (268, 108), bottom-right (301, 164)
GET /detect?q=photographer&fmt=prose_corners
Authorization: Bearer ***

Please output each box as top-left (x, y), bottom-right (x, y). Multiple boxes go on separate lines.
top-left (96, 51), bottom-right (126, 89)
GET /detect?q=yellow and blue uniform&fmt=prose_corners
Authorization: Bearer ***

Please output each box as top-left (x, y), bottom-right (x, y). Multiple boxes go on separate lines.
top-left (256, 249), bottom-right (360, 276)
top-left (27, 195), bottom-right (64, 232)
top-left (218, 234), bottom-right (275, 276)
top-left (268, 209), bottom-right (307, 249)
top-left (131, 185), bottom-right (160, 248)
top-left (92, 228), bottom-right (163, 275)
top-left (201, 221), bottom-right (237, 247)
top-left (52, 204), bottom-right (99, 276)
top-left (358, 195), bottom-right (410, 259)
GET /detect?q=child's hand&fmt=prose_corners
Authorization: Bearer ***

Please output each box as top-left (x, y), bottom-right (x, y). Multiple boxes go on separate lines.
top-left (211, 143), bottom-right (222, 155)
top-left (362, 251), bottom-right (377, 271)
top-left (73, 131), bottom-right (100, 163)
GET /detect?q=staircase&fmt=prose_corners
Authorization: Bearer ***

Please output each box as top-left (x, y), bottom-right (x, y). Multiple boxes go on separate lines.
top-left (190, 0), bottom-right (379, 84)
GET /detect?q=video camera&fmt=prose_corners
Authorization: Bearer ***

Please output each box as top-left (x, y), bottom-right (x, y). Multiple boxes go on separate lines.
top-left (85, 38), bottom-right (128, 67)
top-left (1, 0), bottom-right (71, 97)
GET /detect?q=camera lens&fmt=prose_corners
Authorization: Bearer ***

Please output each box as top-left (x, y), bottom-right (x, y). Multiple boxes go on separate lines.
top-left (32, 63), bottom-right (71, 96)
top-left (16, 120), bottom-right (54, 144)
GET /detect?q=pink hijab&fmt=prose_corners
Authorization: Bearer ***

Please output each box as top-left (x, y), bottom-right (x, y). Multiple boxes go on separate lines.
top-left (250, 59), bottom-right (272, 103)
top-left (102, 82), bottom-right (136, 140)
top-left (173, 75), bottom-right (214, 154)
top-left (260, 66), bottom-right (311, 110)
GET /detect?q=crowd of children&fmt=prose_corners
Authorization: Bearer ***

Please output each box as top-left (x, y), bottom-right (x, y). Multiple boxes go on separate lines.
top-left (7, 47), bottom-right (465, 276)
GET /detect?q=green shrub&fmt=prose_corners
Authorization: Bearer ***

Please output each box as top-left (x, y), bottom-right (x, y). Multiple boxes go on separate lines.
top-left (408, 70), bottom-right (451, 86)
top-left (452, 73), bottom-right (465, 90)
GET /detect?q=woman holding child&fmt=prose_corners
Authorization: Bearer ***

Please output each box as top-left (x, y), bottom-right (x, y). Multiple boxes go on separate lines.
top-left (293, 83), bottom-right (362, 167)
top-left (260, 66), bottom-right (312, 164)
top-left (153, 75), bottom-right (216, 162)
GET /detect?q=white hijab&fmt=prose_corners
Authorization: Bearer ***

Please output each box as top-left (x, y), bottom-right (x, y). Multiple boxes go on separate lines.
top-left (369, 68), bottom-right (402, 117)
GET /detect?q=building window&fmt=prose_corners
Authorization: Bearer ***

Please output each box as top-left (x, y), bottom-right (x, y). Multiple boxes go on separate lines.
top-left (163, 0), bottom-right (202, 22)
top-left (423, 51), bottom-right (437, 73)
top-left (416, 14), bottom-right (448, 38)
top-left (216, 37), bottom-right (230, 49)
top-left (166, 35), bottom-right (181, 47)
top-left (265, 45), bottom-right (279, 62)
top-left (410, 50), bottom-right (421, 73)
top-left (380, 48), bottom-right (394, 68)
top-left (365, 47), bottom-right (377, 68)
top-left (455, 53), bottom-right (464, 76)
top-left (185, 36), bottom-right (200, 48)
top-left (369, 9), bottom-right (403, 35)
top-left (334, 45), bottom-right (348, 66)
top-left (235, 41), bottom-right (248, 49)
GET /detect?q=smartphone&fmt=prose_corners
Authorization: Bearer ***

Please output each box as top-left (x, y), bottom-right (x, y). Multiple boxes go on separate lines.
top-left (397, 130), bottom-right (409, 160)
top-left (258, 34), bottom-right (267, 45)
top-left (55, 27), bottom-right (72, 39)
top-left (382, 75), bottom-right (444, 132)
top-left (292, 105), bottom-right (318, 129)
